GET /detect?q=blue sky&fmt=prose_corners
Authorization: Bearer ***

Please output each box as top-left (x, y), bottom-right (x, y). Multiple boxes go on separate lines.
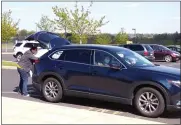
top-left (2, 2), bottom-right (180, 34)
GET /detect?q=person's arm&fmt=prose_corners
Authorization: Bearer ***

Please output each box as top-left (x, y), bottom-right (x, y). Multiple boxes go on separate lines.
top-left (29, 52), bottom-right (39, 60)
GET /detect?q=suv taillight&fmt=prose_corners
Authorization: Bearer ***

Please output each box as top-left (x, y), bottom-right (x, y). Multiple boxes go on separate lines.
top-left (34, 60), bottom-right (40, 64)
top-left (144, 51), bottom-right (148, 56)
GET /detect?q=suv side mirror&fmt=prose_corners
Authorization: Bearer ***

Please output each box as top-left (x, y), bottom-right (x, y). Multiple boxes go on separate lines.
top-left (110, 63), bottom-right (122, 70)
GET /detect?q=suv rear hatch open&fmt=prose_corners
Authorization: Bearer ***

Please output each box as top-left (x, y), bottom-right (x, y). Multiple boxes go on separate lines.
top-left (25, 31), bottom-right (71, 50)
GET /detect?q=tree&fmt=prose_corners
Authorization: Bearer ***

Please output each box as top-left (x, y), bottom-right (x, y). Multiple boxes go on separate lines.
top-left (53, 2), bottom-right (109, 44)
top-left (68, 33), bottom-right (88, 44)
top-left (114, 31), bottom-right (129, 44)
top-left (2, 10), bottom-right (19, 51)
top-left (36, 15), bottom-right (55, 32)
top-left (18, 29), bottom-right (28, 37)
top-left (94, 33), bottom-right (112, 44)
top-left (69, 2), bottom-right (109, 44)
top-left (27, 30), bottom-right (36, 35)
top-left (52, 6), bottom-right (70, 38)
top-left (2, 10), bottom-right (19, 42)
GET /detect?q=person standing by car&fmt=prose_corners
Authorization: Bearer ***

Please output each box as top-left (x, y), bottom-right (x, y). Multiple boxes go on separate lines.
top-left (17, 46), bottom-right (39, 96)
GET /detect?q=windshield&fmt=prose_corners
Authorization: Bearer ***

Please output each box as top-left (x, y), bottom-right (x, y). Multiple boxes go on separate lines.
top-left (159, 45), bottom-right (170, 50)
top-left (115, 49), bottom-right (154, 67)
top-left (176, 47), bottom-right (180, 51)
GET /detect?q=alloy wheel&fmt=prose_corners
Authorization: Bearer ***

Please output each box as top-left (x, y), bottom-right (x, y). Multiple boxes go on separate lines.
top-left (45, 81), bottom-right (59, 99)
top-left (138, 92), bottom-right (159, 113)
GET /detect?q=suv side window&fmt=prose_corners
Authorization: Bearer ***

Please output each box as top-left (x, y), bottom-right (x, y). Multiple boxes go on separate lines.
top-left (15, 43), bottom-right (22, 47)
top-left (24, 43), bottom-right (33, 48)
top-left (24, 43), bottom-right (40, 48)
top-left (150, 45), bottom-right (158, 51)
top-left (94, 50), bottom-right (120, 67)
top-left (128, 45), bottom-right (144, 51)
top-left (64, 49), bottom-right (91, 64)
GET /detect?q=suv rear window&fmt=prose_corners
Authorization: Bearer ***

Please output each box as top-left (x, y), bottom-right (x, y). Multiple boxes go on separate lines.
top-left (143, 45), bottom-right (153, 51)
top-left (127, 45), bottom-right (144, 51)
top-left (15, 43), bottom-right (22, 47)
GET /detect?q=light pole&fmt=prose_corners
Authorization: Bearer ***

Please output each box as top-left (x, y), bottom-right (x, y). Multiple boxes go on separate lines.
top-left (132, 28), bottom-right (136, 43)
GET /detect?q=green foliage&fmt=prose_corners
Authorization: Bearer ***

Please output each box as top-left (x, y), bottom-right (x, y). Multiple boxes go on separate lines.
top-left (2, 10), bottom-right (19, 42)
top-left (94, 33), bottom-right (112, 44)
top-left (18, 29), bottom-right (28, 37)
top-left (36, 15), bottom-right (55, 32)
top-left (114, 32), bottom-right (129, 44)
top-left (68, 34), bottom-right (88, 44)
top-left (52, 6), bottom-right (70, 38)
top-left (52, 2), bottom-right (109, 44)
top-left (27, 30), bottom-right (36, 35)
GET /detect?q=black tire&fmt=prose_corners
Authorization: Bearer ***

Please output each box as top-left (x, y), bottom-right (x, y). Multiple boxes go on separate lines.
top-left (16, 53), bottom-right (23, 61)
top-left (42, 77), bottom-right (63, 103)
top-left (164, 55), bottom-right (172, 62)
top-left (134, 87), bottom-right (165, 118)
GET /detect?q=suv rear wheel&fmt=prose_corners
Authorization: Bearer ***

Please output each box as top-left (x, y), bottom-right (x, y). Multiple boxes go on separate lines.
top-left (42, 77), bottom-right (63, 103)
top-left (134, 87), bottom-right (165, 117)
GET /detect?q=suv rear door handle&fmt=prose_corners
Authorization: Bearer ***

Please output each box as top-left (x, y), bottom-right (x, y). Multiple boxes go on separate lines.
top-left (92, 70), bottom-right (97, 75)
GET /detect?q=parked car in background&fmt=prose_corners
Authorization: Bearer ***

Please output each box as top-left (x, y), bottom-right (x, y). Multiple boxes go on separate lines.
top-left (117, 44), bottom-right (155, 61)
top-left (13, 31), bottom-right (71, 61)
top-left (13, 40), bottom-right (43, 61)
top-left (167, 46), bottom-right (181, 54)
top-left (149, 44), bottom-right (180, 62)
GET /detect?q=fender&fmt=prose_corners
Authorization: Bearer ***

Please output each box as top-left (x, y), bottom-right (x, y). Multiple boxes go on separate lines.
top-left (38, 71), bottom-right (66, 90)
top-left (129, 81), bottom-right (170, 105)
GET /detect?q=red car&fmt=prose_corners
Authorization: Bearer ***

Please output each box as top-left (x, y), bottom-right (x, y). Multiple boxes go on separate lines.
top-left (149, 44), bottom-right (180, 62)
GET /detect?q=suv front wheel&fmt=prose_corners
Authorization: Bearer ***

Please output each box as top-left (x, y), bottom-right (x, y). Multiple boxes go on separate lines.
top-left (42, 77), bottom-right (64, 103)
top-left (164, 55), bottom-right (172, 62)
top-left (134, 87), bottom-right (165, 118)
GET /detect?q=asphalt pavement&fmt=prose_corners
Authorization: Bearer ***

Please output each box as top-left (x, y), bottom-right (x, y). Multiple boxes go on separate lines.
top-left (2, 53), bottom-right (16, 61)
top-left (1, 66), bottom-right (181, 124)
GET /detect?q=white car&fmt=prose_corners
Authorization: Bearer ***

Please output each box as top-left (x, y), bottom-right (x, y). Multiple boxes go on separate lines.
top-left (13, 31), bottom-right (71, 61)
top-left (13, 40), bottom-right (49, 61)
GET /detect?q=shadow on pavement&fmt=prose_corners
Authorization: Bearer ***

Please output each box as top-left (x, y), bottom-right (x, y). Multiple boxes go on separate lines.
top-left (13, 85), bottom-right (181, 119)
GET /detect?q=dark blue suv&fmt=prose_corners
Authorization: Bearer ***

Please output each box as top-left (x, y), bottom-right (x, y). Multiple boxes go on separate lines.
top-left (32, 44), bottom-right (180, 118)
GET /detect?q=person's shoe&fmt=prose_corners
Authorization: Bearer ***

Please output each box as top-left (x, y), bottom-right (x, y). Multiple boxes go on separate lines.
top-left (18, 89), bottom-right (22, 94)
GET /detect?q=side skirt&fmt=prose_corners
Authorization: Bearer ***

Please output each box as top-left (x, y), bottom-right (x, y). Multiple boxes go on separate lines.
top-left (64, 90), bottom-right (132, 105)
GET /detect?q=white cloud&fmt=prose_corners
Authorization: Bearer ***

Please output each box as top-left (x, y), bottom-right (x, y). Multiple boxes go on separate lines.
top-left (124, 3), bottom-right (141, 8)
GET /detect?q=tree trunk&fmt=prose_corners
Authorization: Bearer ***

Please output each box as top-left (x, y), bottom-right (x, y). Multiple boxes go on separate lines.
top-left (80, 39), bottom-right (82, 44)
top-left (6, 41), bottom-right (8, 52)
top-left (79, 35), bottom-right (82, 44)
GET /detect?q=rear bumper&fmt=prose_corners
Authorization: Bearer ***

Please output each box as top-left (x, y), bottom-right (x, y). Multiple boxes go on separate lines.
top-left (145, 56), bottom-right (155, 61)
top-left (32, 81), bottom-right (41, 92)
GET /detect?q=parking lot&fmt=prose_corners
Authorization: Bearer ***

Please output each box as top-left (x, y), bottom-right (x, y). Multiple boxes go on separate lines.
top-left (2, 53), bottom-right (181, 124)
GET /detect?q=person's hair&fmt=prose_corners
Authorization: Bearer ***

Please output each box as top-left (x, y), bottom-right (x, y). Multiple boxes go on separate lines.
top-left (30, 45), bottom-right (38, 51)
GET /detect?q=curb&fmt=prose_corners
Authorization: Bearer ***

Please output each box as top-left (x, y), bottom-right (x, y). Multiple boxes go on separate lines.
top-left (2, 52), bottom-right (13, 54)
top-left (2, 66), bottom-right (17, 70)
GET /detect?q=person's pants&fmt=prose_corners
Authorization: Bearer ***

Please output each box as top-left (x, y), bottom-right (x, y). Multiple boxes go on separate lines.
top-left (17, 68), bottom-right (29, 95)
